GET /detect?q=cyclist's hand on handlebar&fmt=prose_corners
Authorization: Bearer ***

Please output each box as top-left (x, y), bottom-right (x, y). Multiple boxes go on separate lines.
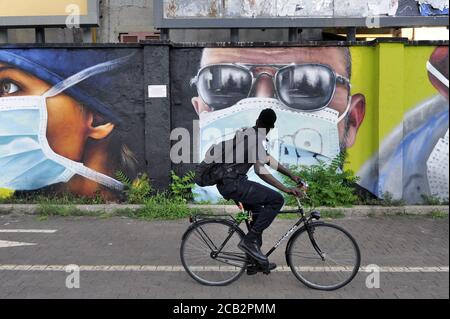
top-left (293, 177), bottom-right (308, 190)
top-left (291, 175), bottom-right (302, 184)
top-left (285, 187), bottom-right (304, 197)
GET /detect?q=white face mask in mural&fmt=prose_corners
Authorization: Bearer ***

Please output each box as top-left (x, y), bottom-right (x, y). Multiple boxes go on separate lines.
top-left (427, 130), bottom-right (449, 200)
top-left (425, 59), bottom-right (449, 200)
top-left (198, 97), bottom-right (350, 167)
top-left (0, 57), bottom-right (129, 191)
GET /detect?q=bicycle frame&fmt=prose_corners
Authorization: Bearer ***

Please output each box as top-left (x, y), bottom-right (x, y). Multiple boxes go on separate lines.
top-left (189, 196), bottom-right (325, 267)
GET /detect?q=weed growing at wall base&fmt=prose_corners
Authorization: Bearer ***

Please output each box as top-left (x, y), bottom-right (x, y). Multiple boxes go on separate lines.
top-left (115, 172), bottom-right (154, 204)
top-left (170, 170), bottom-right (196, 203)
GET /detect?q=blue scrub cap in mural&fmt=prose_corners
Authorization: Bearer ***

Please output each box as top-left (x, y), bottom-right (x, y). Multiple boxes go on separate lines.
top-left (0, 49), bottom-right (135, 125)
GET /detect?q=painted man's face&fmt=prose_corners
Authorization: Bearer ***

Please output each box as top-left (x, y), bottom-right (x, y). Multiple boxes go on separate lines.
top-left (192, 47), bottom-right (366, 150)
top-left (0, 62), bottom-right (115, 197)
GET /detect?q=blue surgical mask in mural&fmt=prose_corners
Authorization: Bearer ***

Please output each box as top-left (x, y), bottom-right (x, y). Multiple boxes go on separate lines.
top-left (193, 97), bottom-right (351, 202)
top-left (0, 56), bottom-right (131, 191)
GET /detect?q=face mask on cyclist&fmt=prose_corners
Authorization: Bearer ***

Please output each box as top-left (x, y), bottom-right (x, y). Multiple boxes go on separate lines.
top-left (193, 63), bottom-right (351, 167)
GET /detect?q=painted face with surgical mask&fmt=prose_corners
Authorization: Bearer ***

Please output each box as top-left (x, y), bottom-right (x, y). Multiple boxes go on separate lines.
top-left (0, 52), bottom-right (136, 200)
top-left (191, 47), bottom-right (366, 202)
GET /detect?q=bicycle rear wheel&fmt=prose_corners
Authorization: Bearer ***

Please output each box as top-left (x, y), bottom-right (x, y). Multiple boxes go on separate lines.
top-left (286, 222), bottom-right (361, 291)
top-left (180, 219), bottom-right (247, 286)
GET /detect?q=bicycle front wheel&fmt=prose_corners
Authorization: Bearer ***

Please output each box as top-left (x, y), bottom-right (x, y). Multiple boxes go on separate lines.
top-left (286, 222), bottom-right (361, 291)
top-left (180, 219), bottom-right (247, 286)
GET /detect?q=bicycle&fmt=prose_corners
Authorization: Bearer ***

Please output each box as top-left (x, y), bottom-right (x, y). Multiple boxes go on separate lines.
top-left (180, 192), bottom-right (361, 291)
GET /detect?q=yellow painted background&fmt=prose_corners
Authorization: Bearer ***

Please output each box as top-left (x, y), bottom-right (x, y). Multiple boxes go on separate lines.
top-left (0, 0), bottom-right (88, 16)
top-left (347, 44), bottom-right (439, 173)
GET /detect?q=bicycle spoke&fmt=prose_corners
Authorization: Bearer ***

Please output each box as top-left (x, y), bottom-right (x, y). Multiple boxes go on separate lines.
top-left (181, 221), bottom-right (247, 286)
top-left (287, 223), bottom-right (360, 290)
top-left (194, 227), bottom-right (218, 251)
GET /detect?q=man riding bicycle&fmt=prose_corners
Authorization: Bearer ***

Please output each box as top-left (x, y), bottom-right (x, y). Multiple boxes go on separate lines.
top-left (204, 109), bottom-right (307, 272)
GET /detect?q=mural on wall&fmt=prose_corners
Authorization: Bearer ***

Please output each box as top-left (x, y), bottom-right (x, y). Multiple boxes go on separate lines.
top-left (0, 49), bottom-right (145, 201)
top-left (181, 45), bottom-right (449, 203)
top-left (359, 46), bottom-right (449, 203)
top-left (0, 44), bottom-right (447, 204)
top-left (189, 47), bottom-right (367, 202)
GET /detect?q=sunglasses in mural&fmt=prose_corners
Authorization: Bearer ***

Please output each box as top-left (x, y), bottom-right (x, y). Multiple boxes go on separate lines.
top-left (191, 63), bottom-right (351, 112)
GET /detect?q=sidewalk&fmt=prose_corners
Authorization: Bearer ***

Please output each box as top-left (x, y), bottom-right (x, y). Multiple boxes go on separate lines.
top-left (0, 204), bottom-right (448, 218)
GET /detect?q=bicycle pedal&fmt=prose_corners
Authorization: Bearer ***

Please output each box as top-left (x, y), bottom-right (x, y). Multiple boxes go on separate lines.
top-left (246, 269), bottom-right (258, 276)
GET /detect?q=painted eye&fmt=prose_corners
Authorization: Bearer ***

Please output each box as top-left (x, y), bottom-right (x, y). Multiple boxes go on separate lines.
top-left (0, 80), bottom-right (20, 96)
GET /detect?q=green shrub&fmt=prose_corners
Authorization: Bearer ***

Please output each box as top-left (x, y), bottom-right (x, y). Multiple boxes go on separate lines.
top-left (170, 170), bottom-right (196, 203)
top-left (282, 152), bottom-right (359, 208)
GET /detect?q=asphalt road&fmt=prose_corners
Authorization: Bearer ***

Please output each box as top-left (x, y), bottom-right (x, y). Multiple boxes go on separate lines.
top-left (0, 214), bottom-right (448, 299)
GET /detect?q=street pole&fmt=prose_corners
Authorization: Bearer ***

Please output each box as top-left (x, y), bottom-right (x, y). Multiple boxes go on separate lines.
top-left (35, 27), bottom-right (46, 43)
top-left (289, 28), bottom-right (299, 42)
top-left (0, 28), bottom-right (8, 43)
top-left (230, 28), bottom-right (239, 42)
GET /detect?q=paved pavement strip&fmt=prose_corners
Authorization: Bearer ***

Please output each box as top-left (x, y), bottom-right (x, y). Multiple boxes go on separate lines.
top-left (0, 214), bottom-right (447, 298)
top-left (0, 265), bottom-right (448, 272)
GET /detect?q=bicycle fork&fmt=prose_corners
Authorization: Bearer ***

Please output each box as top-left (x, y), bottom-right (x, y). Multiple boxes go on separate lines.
top-left (304, 222), bottom-right (326, 261)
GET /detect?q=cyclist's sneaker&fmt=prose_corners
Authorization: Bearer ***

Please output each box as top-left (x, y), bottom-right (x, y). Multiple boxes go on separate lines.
top-left (247, 262), bottom-right (277, 276)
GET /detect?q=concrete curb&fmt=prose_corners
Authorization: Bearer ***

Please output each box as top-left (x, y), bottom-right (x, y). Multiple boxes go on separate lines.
top-left (190, 205), bottom-right (450, 217)
top-left (0, 204), bottom-right (448, 218)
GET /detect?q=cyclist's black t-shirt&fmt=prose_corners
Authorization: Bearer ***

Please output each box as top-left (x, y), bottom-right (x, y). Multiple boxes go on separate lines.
top-left (221, 126), bottom-right (270, 177)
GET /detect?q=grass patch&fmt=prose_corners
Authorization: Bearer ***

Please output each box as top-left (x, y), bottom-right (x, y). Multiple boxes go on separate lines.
top-left (37, 204), bottom-right (106, 218)
top-left (116, 194), bottom-right (194, 221)
top-left (34, 194), bottom-right (197, 221)
top-left (194, 199), bottom-right (236, 206)
top-left (38, 204), bottom-right (87, 217)
top-left (2, 192), bottom-right (106, 205)
top-left (427, 211), bottom-right (449, 219)
top-left (367, 211), bottom-right (449, 219)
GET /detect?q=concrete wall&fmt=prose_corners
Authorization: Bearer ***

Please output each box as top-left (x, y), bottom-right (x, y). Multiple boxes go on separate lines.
top-left (98, 0), bottom-right (155, 43)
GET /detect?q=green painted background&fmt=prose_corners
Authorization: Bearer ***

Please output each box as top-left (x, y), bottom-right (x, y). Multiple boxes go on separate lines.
top-left (347, 43), bottom-right (438, 173)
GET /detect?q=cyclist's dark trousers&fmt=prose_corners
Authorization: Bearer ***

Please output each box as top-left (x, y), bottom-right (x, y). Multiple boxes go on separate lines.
top-left (218, 177), bottom-right (284, 233)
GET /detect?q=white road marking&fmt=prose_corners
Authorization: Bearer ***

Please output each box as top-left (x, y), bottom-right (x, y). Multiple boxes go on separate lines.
top-left (0, 241), bottom-right (36, 248)
top-left (0, 229), bottom-right (57, 233)
top-left (0, 229), bottom-right (57, 248)
top-left (0, 265), bottom-right (447, 273)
